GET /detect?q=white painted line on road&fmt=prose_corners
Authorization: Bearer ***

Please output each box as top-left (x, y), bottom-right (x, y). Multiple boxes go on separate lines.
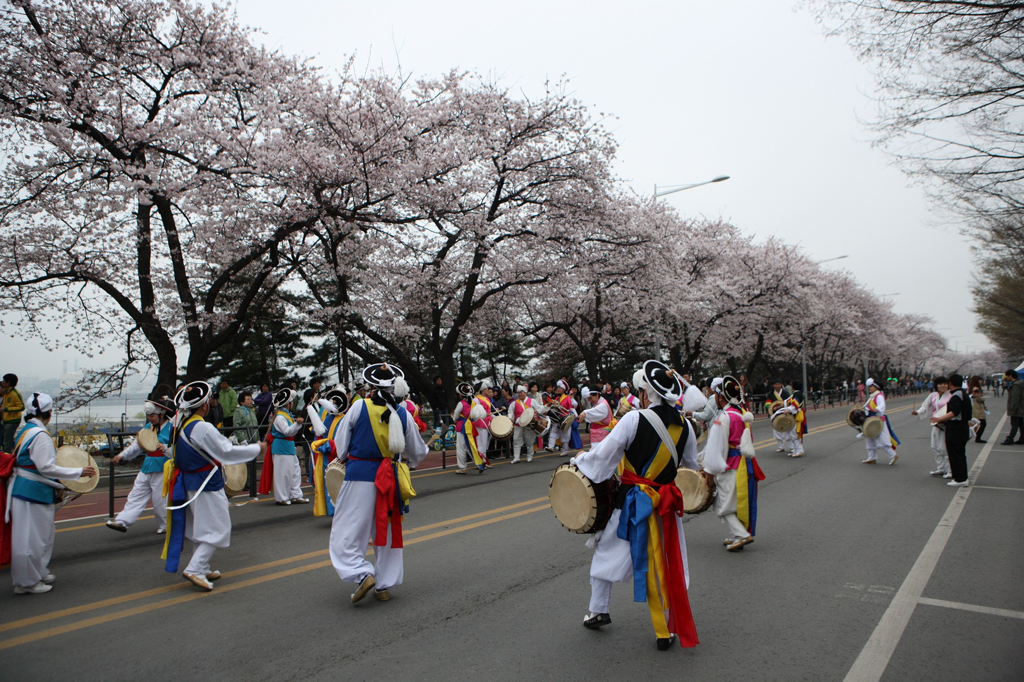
top-left (843, 414), bottom-right (1008, 682)
top-left (971, 485), bottom-right (1024, 492)
top-left (918, 597), bottom-right (1024, 621)
top-left (990, 448), bottom-right (1023, 453)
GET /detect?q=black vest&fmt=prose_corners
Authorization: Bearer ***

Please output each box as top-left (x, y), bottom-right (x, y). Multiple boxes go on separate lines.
top-left (616, 404), bottom-right (690, 508)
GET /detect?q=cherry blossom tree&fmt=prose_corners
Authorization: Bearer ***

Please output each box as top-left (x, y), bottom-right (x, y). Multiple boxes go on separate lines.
top-left (0, 0), bottom-right (328, 400)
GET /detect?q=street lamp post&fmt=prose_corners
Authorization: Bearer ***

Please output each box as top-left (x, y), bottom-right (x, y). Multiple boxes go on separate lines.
top-left (652, 176), bottom-right (730, 360)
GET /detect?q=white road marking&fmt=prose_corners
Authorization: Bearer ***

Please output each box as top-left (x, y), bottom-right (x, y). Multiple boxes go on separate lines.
top-left (918, 597), bottom-right (1024, 621)
top-left (971, 485), bottom-right (1024, 492)
top-left (842, 414), bottom-right (1008, 682)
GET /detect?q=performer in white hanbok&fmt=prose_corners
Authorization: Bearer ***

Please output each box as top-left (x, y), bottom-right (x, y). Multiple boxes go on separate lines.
top-left (700, 377), bottom-right (765, 551)
top-left (911, 376), bottom-right (951, 477)
top-left (770, 384), bottom-right (806, 458)
top-left (267, 389), bottom-right (307, 505)
top-left (860, 379), bottom-right (900, 465)
top-left (453, 382), bottom-right (488, 474)
top-left (327, 364), bottom-right (428, 603)
top-left (106, 396), bottom-right (175, 534)
top-left (507, 385), bottom-right (542, 463)
top-left (573, 361), bottom-right (699, 651)
top-left (547, 380), bottom-right (575, 456)
top-left (7, 393), bottom-right (96, 594)
top-left (767, 379), bottom-right (791, 452)
top-left (687, 377), bottom-right (721, 424)
top-left (578, 386), bottom-right (614, 446)
top-left (163, 382), bottom-right (265, 591)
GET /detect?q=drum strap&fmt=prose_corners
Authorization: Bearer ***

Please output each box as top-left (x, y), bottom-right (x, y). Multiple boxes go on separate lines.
top-left (639, 410), bottom-right (679, 468)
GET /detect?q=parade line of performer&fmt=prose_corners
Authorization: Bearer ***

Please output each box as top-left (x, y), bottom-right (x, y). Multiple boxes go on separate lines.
top-left (163, 382), bottom-right (266, 591)
top-left (571, 361), bottom-right (700, 651)
top-left (106, 396), bottom-right (175, 534)
top-left (324, 364), bottom-right (427, 603)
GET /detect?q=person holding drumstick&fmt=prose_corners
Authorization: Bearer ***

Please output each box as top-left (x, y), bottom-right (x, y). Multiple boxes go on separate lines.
top-left (578, 386), bottom-right (614, 446)
top-left (701, 377), bottom-right (765, 552)
top-left (571, 361), bottom-right (699, 651)
top-left (327, 363), bottom-right (428, 603)
top-left (547, 380), bottom-right (575, 456)
top-left (507, 385), bottom-right (540, 463)
top-left (105, 396), bottom-right (175, 534)
top-left (7, 393), bottom-right (96, 594)
top-left (164, 382), bottom-right (266, 591)
top-left (452, 382), bottom-right (488, 474)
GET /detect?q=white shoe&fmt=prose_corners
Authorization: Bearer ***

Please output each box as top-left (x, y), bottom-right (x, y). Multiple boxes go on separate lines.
top-left (41, 573), bottom-right (55, 584)
top-left (156, 527), bottom-right (166, 534)
top-left (510, 460), bottom-right (519, 464)
top-left (928, 470), bottom-right (943, 476)
top-left (943, 472), bottom-right (953, 479)
top-left (776, 447), bottom-right (786, 453)
top-left (14, 582), bottom-right (52, 595)
top-left (947, 480), bottom-right (969, 487)
top-left (526, 457), bottom-right (533, 462)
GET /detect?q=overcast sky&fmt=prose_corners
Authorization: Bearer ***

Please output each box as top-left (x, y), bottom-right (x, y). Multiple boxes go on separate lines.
top-left (1, 1), bottom-right (990, 381)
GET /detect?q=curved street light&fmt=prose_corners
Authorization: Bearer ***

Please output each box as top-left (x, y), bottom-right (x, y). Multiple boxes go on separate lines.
top-left (654, 175), bottom-right (730, 198)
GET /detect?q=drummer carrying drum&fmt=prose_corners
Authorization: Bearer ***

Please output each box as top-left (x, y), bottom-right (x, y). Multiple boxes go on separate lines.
top-left (7, 393), bottom-right (96, 594)
top-left (571, 361), bottom-right (700, 651)
top-left (106, 396), bottom-right (176, 534)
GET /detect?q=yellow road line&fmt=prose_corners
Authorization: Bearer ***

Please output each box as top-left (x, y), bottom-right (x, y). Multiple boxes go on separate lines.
top-left (0, 497), bottom-right (549, 635)
top-left (0, 504), bottom-right (550, 651)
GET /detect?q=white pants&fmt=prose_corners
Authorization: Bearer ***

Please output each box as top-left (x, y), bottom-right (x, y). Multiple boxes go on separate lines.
top-left (182, 489), bottom-right (231, 574)
top-left (455, 430), bottom-right (487, 470)
top-left (329, 480), bottom-right (403, 590)
top-left (864, 422), bottom-right (896, 463)
top-left (780, 428), bottom-right (803, 455)
top-left (713, 469), bottom-right (751, 539)
top-left (588, 508), bottom-right (689, 612)
top-left (774, 429), bottom-right (788, 450)
top-left (10, 498), bottom-right (55, 588)
top-left (511, 426), bottom-right (537, 462)
top-left (930, 426), bottom-right (949, 473)
top-left (115, 471), bottom-right (166, 529)
top-left (272, 454), bottom-right (303, 502)
top-left (548, 423), bottom-right (571, 453)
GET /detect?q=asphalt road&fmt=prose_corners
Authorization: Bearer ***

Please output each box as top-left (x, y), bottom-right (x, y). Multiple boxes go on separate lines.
top-left (2, 395), bottom-right (1021, 681)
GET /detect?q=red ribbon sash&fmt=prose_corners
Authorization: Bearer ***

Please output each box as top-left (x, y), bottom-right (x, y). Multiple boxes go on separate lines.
top-left (620, 470), bottom-right (699, 647)
top-left (351, 456), bottom-right (403, 549)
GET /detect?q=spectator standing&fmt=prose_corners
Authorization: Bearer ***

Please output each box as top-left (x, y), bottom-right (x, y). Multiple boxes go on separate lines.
top-left (302, 377), bottom-right (322, 414)
top-left (234, 391), bottom-right (260, 444)
top-left (428, 376), bottom-right (448, 428)
top-left (254, 382), bottom-right (274, 434)
top-left (857, 380), bottom-right (865, 403)
top-left (933, 373), bottom-right (972, 486)
top-left (218, 379), bottom-right (238, 428)
top-left (206, 395), bottom-right (225, 429)
top-left (2, 373), bottom-right (25, 452)
top-left (1001, 370), bottom-right (1024, 445)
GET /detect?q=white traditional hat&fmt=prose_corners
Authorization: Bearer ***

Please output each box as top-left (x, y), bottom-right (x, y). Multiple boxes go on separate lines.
top-left (580, 386), bottom-right (592, 399)
top-left (516, 385), bottom-right (528, 394)
top-left (638, 360), bottom-right (685, 405)
top-left (556, 379), bottom-right (569, 392)
top-left (26, 392), bottom-right (53, 418)
top-left (273, 388), bottom-right (297, 408)
top-left (175, 381), bottom-right (212, 411)
top-left (620, 382), bottom-right (629, 390)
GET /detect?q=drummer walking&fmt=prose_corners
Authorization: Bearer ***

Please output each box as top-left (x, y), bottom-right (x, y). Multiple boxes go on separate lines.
top-left (7, 393), bottom-right (96, 594)
top-left (861, 379), bottom-right (900, 465)
top-left (106, 396), bottom-right (175, 534)
top-left (507, 385), bottom-right (540, 463)
top-left (578, 386), bottom-right (614, 446)
top-left (572, 361), bottom-right (699, 651)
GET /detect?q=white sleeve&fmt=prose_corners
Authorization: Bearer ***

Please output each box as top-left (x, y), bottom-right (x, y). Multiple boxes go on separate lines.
top-left (274, 414), bottom-right (303, 437)
top-left (573, 411), bottom-right (639, 483)
top-left (118, 440), bottom-right (144, 462)
top-left (917, 394), bottom-right (934, 419)
top-left (700, 412), bottom-right (730, 476)
top-left (403, 411), bottom-right (428, 468)
top-left (875, 394), bottom-right (887, 416)
top-left (680, 420), bottom-right (699, 471)
top-left (190, 422), bottom-right (260, 465)
top-left (692, 401), bottom-right (716, 423)
top-left (29, 431), bottom-right (82, 479)
top-left (332, 401), bottom-right (362, 463)
top-left (307, 405), bottom-right (327, 437)
top-left (582, 401), bottom-right (610, 423)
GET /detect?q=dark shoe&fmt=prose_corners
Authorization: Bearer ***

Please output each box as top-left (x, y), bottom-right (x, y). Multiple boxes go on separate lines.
top-left (975, 439), bottom-right (987, 444)
top-left (1000, 439), bottom-right (1014, 445)
top-left (351, 574), bottom-right (376, 604)
top-left (657, 634), bottom-right (677, 651)
top-left (583, 612), bottom-right (611, 629)
top-left (1016, 440), bottom-right (1024, 445)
